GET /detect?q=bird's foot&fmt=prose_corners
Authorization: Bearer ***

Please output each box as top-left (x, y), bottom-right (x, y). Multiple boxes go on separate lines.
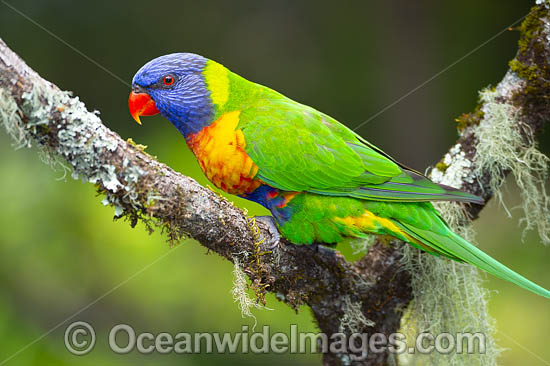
top-left (254, 216), bottom-right (281, 250)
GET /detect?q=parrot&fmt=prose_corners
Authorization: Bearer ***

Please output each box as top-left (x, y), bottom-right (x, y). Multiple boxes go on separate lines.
top-left (128, 53), bottom-right (549, 298)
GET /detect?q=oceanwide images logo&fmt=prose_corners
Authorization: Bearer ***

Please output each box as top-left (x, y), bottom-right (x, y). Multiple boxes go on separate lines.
top-left (64, 322), bottom-right (486, 360)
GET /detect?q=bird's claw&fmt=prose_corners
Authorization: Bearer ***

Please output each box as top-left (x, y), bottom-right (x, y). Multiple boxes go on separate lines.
top-left (310, 242), bottom-right (337, 257)
top-left (254, 216), bottom-right (281, 250)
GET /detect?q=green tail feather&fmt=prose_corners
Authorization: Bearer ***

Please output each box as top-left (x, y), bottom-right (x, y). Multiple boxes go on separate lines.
top-left (397, 222), bottom-right (550, 298)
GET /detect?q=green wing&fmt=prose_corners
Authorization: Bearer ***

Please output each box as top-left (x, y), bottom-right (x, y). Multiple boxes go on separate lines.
top-left (239, 93), bottom-right (482, 204)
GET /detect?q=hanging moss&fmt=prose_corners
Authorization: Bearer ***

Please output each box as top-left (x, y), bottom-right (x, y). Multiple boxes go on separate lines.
top-left (475, 89), bottom-right (550, 245)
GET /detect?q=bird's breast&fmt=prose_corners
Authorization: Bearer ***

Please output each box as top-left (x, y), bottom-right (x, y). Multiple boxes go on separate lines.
top-left (186, 111), bottom-right (262, 195)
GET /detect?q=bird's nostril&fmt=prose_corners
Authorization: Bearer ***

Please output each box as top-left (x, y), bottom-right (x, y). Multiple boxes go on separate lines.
top-left (132, 84), bottom-right (147, 94)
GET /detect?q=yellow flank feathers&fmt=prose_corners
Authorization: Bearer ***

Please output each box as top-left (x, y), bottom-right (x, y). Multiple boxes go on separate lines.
top-left (335, 210), bottom-right (435, 253)
top-left (203, 60), bottom-right (230, 108)
top-left (187, 111), bottom-right (261, 195)
top-left (337, 211), bottom-right (408, 239)
top-left (336, 211), bottom-right (391, 234)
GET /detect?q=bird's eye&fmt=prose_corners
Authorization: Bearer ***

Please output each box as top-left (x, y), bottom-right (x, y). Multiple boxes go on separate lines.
top-left (162, 75), bottom-right (175, 86)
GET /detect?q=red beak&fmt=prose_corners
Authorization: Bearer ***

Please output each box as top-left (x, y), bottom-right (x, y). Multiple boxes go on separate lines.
top-left (128, 91), bottom-right (160, 125)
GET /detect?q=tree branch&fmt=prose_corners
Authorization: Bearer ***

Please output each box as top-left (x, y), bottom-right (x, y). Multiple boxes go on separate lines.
top-left (0, 5), bottom-right (549, 365)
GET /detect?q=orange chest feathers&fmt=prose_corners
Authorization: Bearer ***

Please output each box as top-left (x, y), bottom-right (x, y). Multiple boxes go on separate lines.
top-left (186, 111), bottom-right (262, 195)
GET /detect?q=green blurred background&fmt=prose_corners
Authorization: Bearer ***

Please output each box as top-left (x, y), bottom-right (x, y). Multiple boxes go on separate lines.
top-left (0, 1), bottom-right (549, 365)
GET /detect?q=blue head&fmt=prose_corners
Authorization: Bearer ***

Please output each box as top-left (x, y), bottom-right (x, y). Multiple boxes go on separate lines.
top-left (130, 53), bottom-right (214, 137)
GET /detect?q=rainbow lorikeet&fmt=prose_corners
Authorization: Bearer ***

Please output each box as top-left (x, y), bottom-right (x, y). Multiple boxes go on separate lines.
top-left (128, 53), bottom-right (549, 298)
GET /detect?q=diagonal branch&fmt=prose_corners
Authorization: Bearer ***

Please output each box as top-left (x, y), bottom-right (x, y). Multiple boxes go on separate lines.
top-left (0, 5), bottom-right (549, 365)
